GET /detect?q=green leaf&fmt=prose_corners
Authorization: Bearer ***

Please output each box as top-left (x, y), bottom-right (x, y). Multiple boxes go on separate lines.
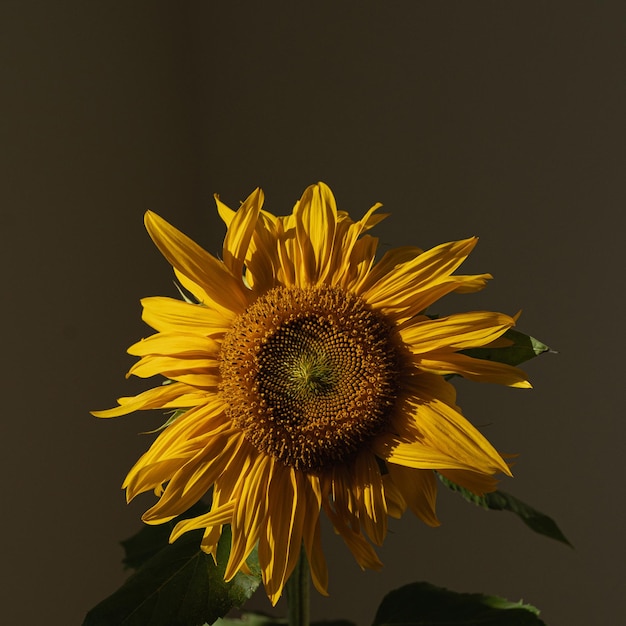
top-left (83, 525), bottom-right (262, 626)
top-left (439, 475), bottom-right (572, 547)
top-left (460, 328), bottom-right (550, 366)
top-left (372, 582), bottom-right (546, 625)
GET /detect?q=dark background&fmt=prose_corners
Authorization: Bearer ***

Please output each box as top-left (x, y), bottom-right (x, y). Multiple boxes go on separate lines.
top-left (2, 2), bottom-right (624, 624)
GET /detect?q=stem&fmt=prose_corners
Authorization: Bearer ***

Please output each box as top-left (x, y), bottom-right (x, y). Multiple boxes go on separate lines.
top-left (286, 545), bottom-right (310, 626)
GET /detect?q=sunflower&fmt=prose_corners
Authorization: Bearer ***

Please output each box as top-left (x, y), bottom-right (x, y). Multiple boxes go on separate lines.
top-left (93, 183), bottom-right (530, 605)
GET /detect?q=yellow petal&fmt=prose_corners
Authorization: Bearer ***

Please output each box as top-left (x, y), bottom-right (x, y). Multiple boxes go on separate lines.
top-left (244, 211), bottom-right (280, 292)
top-left (200, 523), bottom-right (224, 560)
top-left (355, 203), bottom-right (388, 231)
top-left (339, 234), bottom-right (379, 289)
top-left (326, 466), bottom-right (358, 529)
top-left (301, 475), bottom-right (328, 596)
top-left (453, 273), bottom-right (493, 293)
top-left (418, 351), bottom-right (532, 388)
top-left (373, 434), bottom-right (482, 472)
top-left (381, 473), bottom-right (407, 519)
top-left (127, 332), bottom-right (220, 358)
top-left (127, 355), bottom-right (219, 389)
top-left (386, 464), bottom-right (440, 527)
top-left (123, 401), bottom-right (229, 496)
top-left (327, 202), bottom-right (386, 287)
top-left (401, 371), bottom-right (459, 409)
top-left (321, 496), bottom-right (383, 571)
top-left (142, 431), bottom-right (243, 523)
top-left (124, 425), bottom-right (231, 502)
top-left (172, 269), bottom-right (238, 323)
top-left (355, 245), bottom-right (424, 295)
top-left (221, 187), bottom-right (263, 279)
top-left (294, 182), bottom-right (337, 285)
top-left (192, 444), bottom-right (257, 561)
top-left (141, 296), bottom-right (232, 335)
top-left (353, 452), bottom-right (388, 546)
top-left (399, 311), bottom-right (515, 354)
top-left (258, 464), bottom-right (308, 604)
top-left (214, 194), bottom-right (236, 227)
top-left (170, 502), bottom-right (236, 543)
top-left (438, 468), bottom-right (499, 495)
top-left (274, 218), bottom-right (297, 286)
top-left (360, 237), bottom-right (476, 304)
top-left (91, 382), bottom-right (203, 418)
top-left (226, 454), bottom-right (272, 582)
top-left (125, 456), bottom-right (191, 502)
top-left (144, 211), bottom-right (250, 313)
top-left (371, 275), bottom-right (492, 323)
top-left (391, 395), bottom-right (511, 476)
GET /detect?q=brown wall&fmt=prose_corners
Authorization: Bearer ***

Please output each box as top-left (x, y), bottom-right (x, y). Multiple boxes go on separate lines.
top-left (2, 2), bottom-right (624, 624)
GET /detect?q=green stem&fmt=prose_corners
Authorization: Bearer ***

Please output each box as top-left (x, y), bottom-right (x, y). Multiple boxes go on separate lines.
top-left (286, 545), bottom-right (310, 626)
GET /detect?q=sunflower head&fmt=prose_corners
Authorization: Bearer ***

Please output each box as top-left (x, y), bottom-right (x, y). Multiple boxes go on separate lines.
top-left (219, 284), bottom-right (402, 472)
top-left (93, 182), bottom-right (530, 604)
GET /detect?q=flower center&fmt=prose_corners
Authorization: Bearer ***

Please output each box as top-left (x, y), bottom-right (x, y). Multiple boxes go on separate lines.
top-left (219, 285), bottom-right (400, 472)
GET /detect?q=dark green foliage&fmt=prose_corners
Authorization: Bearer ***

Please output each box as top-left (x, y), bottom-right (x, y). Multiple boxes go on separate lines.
top-left (439, 475), bottom-right (572, 547)
top-left (83, 518), bottom-right (261, 626)
top-left (372, 582), bottom-right (546, 626)
top-left (460, 328), bottom-right (550, 366)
